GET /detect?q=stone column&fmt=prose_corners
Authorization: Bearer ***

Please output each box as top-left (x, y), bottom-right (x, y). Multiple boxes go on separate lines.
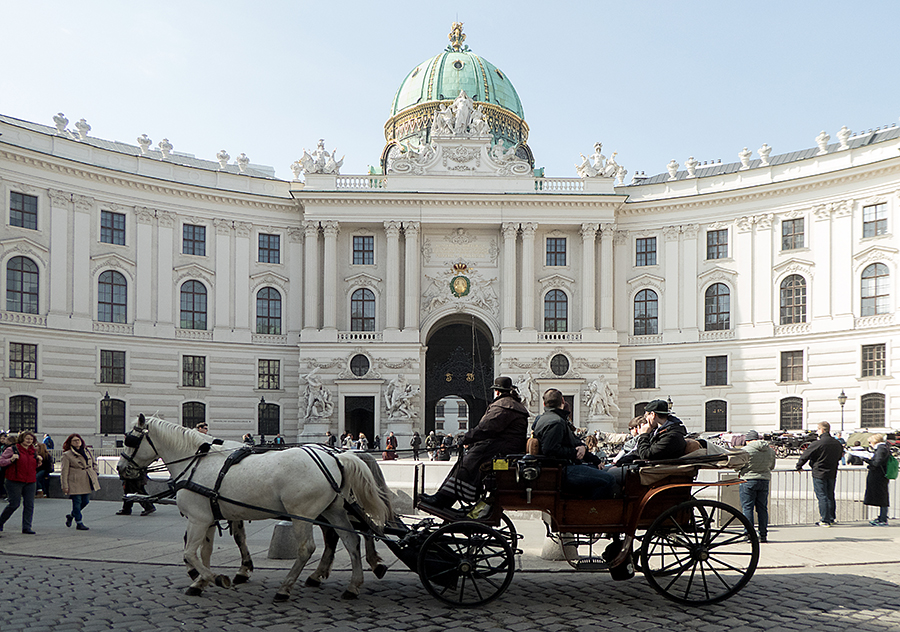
top-left (663, 226), bottom-right (681, 333)
top-left (812, 205), bottom-right (833, 319)
top-left (599, 224), bottom-right (615, 330)
top-left (734, 217), bottom-right (754, 326)
top-left (134, 207), bottom-right (155, 326)
top-left (47, 189), bottom-right (70, 317)
top-left (288, 227), bottom-right (304, 337)
top-left (521, 223), bottom-right (537, 331)
top-left (580, 223), bottom-right (599, 332)
top-left (502, 222), bottom-right (518, 331)
top-left (831, 204), bottom-right (853, 319)
top-left (323, 220), bottom-right (340, 331)
top-left (156, 211), bottom-right (176, 327)
top-left (384, 221), bottom-right (401, 331)
top-left (72, 195), bottom-right (93, 320)
top-left (214, 218), bottom-right (233, 332)
top-left (753, 215), bottom-right (774, 325)
top-left (403, 221), bottom-right (420, 331)
top-left (303, 221), bottom-right (319, 331)
top-left (234, 222), bottom-right (252, 331)
top-left (681, 224), bottom-right (699, 331)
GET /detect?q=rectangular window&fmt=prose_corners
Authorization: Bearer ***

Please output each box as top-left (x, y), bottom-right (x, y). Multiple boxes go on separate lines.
top-left (780, 350), bottom-right (803, 382)
top-left (546, 238), bottom-right (566, 266)
top-left (635, 359), bottom-right (656, 389)
top-left (863, 203), bottom-right (887, 238)
top-left (258, 359), bottom-right (281, 390)
top-left (353, 236), bottom-right (374, 265)
top-left (706, 229), bottom-right (728, 260)
top-left (182, 355), bottom-right (206, 387)
top-left (636, 237), bottom-right (657, 266)
top-left (782, 218), bottom-right (804, 250)
top-left (705, 356), bottom-right (728, 386)
top-left (183, 224), bottom-right (206, 256)
top-left (862, 344), bottom-right (886, 378)
top-left (100, 210), bottom-right (126, 245)
top-left (458, 402), bottom-right (468, 418)
top-left (10, 192), bottom-right (38, 230)
top-left (9, 342), bottom-right (37, 379)
top-left (259, 233), bottom-right (280, 264)
top-left (100, 350), bottom-right (126, 384)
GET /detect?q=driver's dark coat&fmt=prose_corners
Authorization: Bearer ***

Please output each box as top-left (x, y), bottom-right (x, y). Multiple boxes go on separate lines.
top-left (457, 395), bottom-right (529, 479)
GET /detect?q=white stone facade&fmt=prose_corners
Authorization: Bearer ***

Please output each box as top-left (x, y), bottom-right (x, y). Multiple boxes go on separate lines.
top-left (1, 111), bottom-right (898, 448)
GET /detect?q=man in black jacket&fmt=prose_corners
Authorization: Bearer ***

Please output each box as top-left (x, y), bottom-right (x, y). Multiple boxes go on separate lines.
top-left (615, 399), bottom-right (687, 466)
top-left (796, 421), bottom-right (844, 526)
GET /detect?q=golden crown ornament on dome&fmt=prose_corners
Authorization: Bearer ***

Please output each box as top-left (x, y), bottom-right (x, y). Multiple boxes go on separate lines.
top-left (448, 22), bottom-right (467, 52)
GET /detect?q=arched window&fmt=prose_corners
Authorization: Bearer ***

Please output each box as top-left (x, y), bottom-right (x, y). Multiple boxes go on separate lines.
top-left (861, 393), bottom-right (885, 428)
top-left (350, 288), bottom-right (376, 331)
top-left (258, 402), bottom-right (280, 436)
top-left (98, 270), bottom-right (127, 323)
top-left (182, 402), bottom-right (206, 428)
top-left (705, 400), bottom-right (727, 432)
top-left (705, 283), bottom-right (730, 331)
top-left (100, 397), bottom-right (126, 434)
top-left (779, 397), bottom-right (803, 430)
top-left (634, 289), bottom-right (658, 335)
top-left (6, 256), bottom-right (39, 314)
top-left (9, 395), bottom-right (37, 433)
top-left (780, 275), bottom-right (806, 325)
top-left (544, 290), bottom-right (568, 332)
top-left (180, 280), bottom-right (207, 330)
top-left (861, 263), bottom-right (889, 316)
top-left (256, 287), bottom-right (282, 334)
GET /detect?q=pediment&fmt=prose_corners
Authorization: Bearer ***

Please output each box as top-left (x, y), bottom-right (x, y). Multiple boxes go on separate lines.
top-left (853, 244), bottom-right (898, 263)
top-left (626, 272), bottom-right (665, 292)
top-left (90, 252), bottom-right (136, 278)
top-left (344, 272), bottom-right (382, 287)
top-left (250, 270), bottom-right (290, 291)
top-left (173, 263), bottom-right (215, 286)
top-left (773, 257), bottom-right (815, 276)
top-left (538, 273), bottom-right (576, 291)
top-left (698, 266), bottom-right (738, 283)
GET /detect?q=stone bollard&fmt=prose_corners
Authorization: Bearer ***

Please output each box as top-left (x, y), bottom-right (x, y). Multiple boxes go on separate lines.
top-left (268, 520), bottom-right (298, 559)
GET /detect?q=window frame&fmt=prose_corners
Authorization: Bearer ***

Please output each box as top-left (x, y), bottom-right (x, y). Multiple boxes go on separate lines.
top-left (256, 287), bottom-right (282, 334)
top-left (9, 342), bottom-right (38, 380)
top-left (705, 399), bottom-right (728, 432)
top-left (633, 289), bottom-right (659, 336)
top-left (781, 218), bottom-right (805, 250)
top-left (779, 274), bottom-right (807, 325)
top-left (861, 263), bottom-right (890, 317)
top-left (862, 343), bottom-right (886, 378)
top-left (545, 237), bottom-right (567, 267)
top-left (258, 233), bottom-right (281, 264)
top-left (100, 349), bottom-right (126, 385)
top-left (258, 402), bottom-right (280, 437)
top-left (780, 350), bottom-right (804, 383)
top-left (705, 355), bottom-right (728, 386)
top-left (182, 355), bottom-right (207, 388)
top-left (182, 401), bottom-right (206, 428)
top-left (706, 229), bottom-right (728, 260)
top-left (98, 270), bottom-right (128, 324)
top-left (352, 235), bottom-right (375, 266)
top-left (258, 358), bottom-right (281, 390)
top-left (180, 280), bottom-right (208, 330)
top-left (100, 210), bottom-right (126, 246)
top-left (182, 223), bottom-right (207, 257)
top-left (8, 394), bottom-right (38, 433)
top-left (860, 392), bottom-right (885, 428)
top-left (862, 203), bottom-right (887, 239)
top-left (779, 396), bottom-right (803, 431)
top-left (100, 397), bottom-right (126, 434)
top-left (10, 191), bottom-right (38, 231)
top-left (636, 237), bottom-right (657, 267)
top-left (704, 283), bottom-right (731, 331)
top-left (543, 289), bottom-right (568, 332)
top-left (350, 287), bottom-right (376, 332)
top-left (6, 256), bottom-right (39, 314)
top-left (635, 359), bottom-right (656, 389)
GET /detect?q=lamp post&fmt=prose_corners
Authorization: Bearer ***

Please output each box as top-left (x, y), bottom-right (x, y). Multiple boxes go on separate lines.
top-left (666, 396), bottom-right (673, 412)
top-left (837, 390), bottom-right (847, 433)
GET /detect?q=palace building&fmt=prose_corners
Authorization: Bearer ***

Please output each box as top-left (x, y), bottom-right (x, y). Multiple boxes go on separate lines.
top-left (1, 24), bottom-right (898, 447)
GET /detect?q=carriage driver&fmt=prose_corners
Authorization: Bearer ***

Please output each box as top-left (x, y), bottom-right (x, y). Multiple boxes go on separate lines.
top-left (532, 389), bottom-right (619, 499)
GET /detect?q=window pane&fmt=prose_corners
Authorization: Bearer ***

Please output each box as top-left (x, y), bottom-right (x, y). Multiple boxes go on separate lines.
top-left (100, 350), bottom-right (126, 384)
top-left (706, 229), bottom-right (728, 259)
top-left (706, 356), bottom-right (727, 386)
top-left (862, 344), bottom-right (886, 378)
top-left (6, 256), bottom-right (39, 314)
top-left (9, 343), bottom-right (38, 379)
top-left (780, 397), bottom-right (803, 430)
top-left (861, 263), bottom-right (889, 316)
top-left (636, 237), bottom-right (657, 266)
top-left (705, 400), bottom-right (727, 432)
top-left (634, 289), bottom-right (658, 335)
top-left (258, 359), bottom-right (281, 389)
top-left (353, 236), bottom-right (374, 265)
top-left (350, 288), bottom-right (375, 331)
top-left (180, 280), bottom-right (207, 330)
top-left (781, 351), bottom-right (803, 382)
top-left (9, 395), bottom-right (38, 432)
top-left (782, 218), bottom-right (804, 250)
top-left (183, 224), bottom-right (206, 256)
top-left (863, 203), bottom-right (887, 238)
top-left (546, 238), bottom-right (566, 266)
top-left (183, 355), bottom-right (206, 387)
top-left (780, 275), bottom-right (806, 324)
top-left (10, 192), bottom-right (38, 230)
top-left (100, 398), bottom-right (126, 434)
top-left (259, 234), bottom-right (281, 264)
top-left (182, 402), bottom-right (206, 428)
top-left (543, 289), bottom-right (567, 332)
top-left (101, 211), bottom-right (126, 245)
top-left (256, 287), bottom-right (282, 334)
top-left (705, 283), bottom-right (730, 331)
top-left (861, 393), bottom-right (885, 428)
top-left (635, 359), bottom-right (655, 389)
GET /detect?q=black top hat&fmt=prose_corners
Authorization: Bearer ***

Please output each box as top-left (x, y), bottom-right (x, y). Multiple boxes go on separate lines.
top-left (492, 376), bottom-right (516, 392)
top-left (644, 399), bottom-right (669, 415)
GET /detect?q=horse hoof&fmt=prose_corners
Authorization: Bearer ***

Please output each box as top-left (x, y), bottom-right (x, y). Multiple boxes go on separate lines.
top-left (373, 564), bottom-right (387, 579)
top-left (341, 590), bottom-right (359, 600)
top-left (305, 577), bottom-right (321, 588)
top-left (185, 586), bottom-right (203, 597)
top-left (273, 592), bottom-right (290, 603)
top-left (233, 574), bottom-right (250, 585)
top-left (214, 574), bottom-right (231, 588)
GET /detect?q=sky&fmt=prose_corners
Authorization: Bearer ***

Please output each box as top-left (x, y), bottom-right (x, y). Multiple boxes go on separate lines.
top-left (1, 1), bottom-right (898, 181)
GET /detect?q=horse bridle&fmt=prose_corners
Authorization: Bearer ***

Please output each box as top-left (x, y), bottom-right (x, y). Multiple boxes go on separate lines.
top-left (121, 426), bottom-right (162, 472)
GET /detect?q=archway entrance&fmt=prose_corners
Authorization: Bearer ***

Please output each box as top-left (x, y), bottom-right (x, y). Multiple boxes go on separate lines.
top-left (425, 316), bottom-right (494, 435)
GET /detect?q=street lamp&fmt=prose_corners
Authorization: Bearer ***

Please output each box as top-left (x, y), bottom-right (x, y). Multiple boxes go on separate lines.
top-left (837, 390), bottom-right (847, 433)
top-left (666, 396), bottom-right (673, 412)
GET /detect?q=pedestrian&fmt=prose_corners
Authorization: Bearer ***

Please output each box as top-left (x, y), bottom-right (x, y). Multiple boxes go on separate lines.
top-left (425, 430), bottom-right (438, 461)
top-left (273, 433), bottom-right (285, 445)
top-left (243, 433), bottom-right (255, 445)
top-left (796, 421), bottom-right (844, 527)
top-left (0, 430), bottom-right (42, 534)
top-left (60, 433), bottom-right (100, 531)
top-left (42, 433), bottom-right (54, 450)
top-left (358, 433), bottom-right (369, 451)
top-left (115, 457), bottom-right (155, 517)
top-left (0, 432), bottom-right (9, 499)
top-left (834, 431), bottom-right (847, 465)
top-left (411, 431), bottom-right (422, 460)
top-left (386, 432), bottom-right (398, 451)
top-left (34, 442), bottom-right (53, 498)
top-left (850, 434), bottom-right (892, 526)
top-left (372, 434), bottom-right (380, 450)
top-left (739, 430), bottom-right (777, 542)
top-left (342, 433), bottom-right (354, 449)
top-left (325, 430), bottom-right (337, 448)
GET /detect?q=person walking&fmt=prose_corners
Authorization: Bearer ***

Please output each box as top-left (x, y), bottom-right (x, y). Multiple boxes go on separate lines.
top-left (115, 458), bottom-right (155, 517)
top-left (325, 430), bottom-right (337, 448)
top-left (739, 430), bottom-right (777, 542)
top-left (0, 430), bottom-right (42, 534)
top-left (42, 433), bottom-right (54, 450)
top-left (796, 421), bottom-right (844, 527)
top-left (34, 442), bottom-right (53, 498)
top-left (60, 434), bottom-right (100, 531)
top-left (425, 431), bottom-right (438, 461)
top-left (850, 434), bottom-right (892, 526)
top-left (411, 431), bottom-right (422, 460)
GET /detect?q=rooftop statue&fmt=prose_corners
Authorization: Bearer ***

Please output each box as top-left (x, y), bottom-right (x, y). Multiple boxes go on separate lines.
top-left (298, 139), bottom-right (344, 175)
top-left (576, 142), bottom-right (622, 179)
top-left (448, 22), bottom-right (466, 52)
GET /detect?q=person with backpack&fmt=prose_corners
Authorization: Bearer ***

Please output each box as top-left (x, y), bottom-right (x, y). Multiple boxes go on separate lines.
top-left (850, 433), bottom-right (893, 526)
top-left (0, 430), bottom-right (42, 534)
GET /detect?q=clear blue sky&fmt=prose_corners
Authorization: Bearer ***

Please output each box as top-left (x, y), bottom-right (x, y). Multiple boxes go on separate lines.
top-left (1, 1), bottom-right (897, 180)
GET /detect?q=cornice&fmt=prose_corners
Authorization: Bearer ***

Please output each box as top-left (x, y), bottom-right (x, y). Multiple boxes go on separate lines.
top-left (0, 145), bottom-right (299, 213)
top-left (293, 192), bottom-right (627, 211)
top-left (616, 159), bottom-right (900, 216)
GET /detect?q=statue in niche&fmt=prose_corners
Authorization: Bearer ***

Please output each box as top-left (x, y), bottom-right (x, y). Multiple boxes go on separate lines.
top-left (583, 376), bottom-right (619, 418)
top-left (302, 367), bottom-right (334, 419)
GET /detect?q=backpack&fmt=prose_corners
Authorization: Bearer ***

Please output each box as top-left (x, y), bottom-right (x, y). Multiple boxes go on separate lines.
top-left (885, 454), bottom-right (899, 480)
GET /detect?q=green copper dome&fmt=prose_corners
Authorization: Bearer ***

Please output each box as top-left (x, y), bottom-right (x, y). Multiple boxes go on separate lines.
top-left (390, 49), bottom-right (524, 120)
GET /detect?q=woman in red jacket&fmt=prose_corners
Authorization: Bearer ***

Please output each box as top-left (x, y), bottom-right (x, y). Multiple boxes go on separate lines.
top-left (0, 430), bottom-right (42, 534)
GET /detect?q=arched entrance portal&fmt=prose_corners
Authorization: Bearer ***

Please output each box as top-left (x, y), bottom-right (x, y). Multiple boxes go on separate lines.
top-left (425, 316), bottom-right (494, 435)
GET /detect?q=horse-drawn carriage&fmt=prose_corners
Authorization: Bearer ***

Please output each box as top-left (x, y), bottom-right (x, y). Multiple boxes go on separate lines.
top-left (121, 416), bottom-right (759, 608)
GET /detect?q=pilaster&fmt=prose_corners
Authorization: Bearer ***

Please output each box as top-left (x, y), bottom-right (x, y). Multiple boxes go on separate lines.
top-left (384, 220), bottom-right (401, 331)
top-left (521, 222), bottom-right (536, 331)
top-left (403, 221), bottom-right (420, 331)
top-left (581, 223), bottom-right (599, 332)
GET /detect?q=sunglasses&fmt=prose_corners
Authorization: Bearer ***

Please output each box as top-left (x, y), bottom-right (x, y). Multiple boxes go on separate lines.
top-left (196, 425), bottom-right (208, 429)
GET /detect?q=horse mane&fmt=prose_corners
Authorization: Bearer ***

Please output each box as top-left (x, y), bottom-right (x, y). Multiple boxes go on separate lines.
top-left (143, 415), bottom-right (208, 454)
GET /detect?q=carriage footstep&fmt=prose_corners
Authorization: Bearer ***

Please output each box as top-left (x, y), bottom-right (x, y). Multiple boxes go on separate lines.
top-left (574, 558), bottom-right (610, 571)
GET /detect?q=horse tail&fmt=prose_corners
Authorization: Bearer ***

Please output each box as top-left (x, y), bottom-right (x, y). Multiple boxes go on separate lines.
top-left (354, 451), bottom-right (398, 526)
top-left (336, 452), bottom-right (391, 527)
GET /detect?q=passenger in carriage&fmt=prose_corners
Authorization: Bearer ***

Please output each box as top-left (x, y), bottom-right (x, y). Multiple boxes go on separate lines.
top-left (532, 389), bottom-right (619, 500)
top-left (418, 377), bottom-right (529, 510)
top-left (614, 399), bottom-right (687, 466)
top-left (610, 416), bottom-right (644, 465)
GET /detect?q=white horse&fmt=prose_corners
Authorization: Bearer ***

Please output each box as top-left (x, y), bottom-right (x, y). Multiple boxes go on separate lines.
top-left (119, 414), bottom-right (390, 601)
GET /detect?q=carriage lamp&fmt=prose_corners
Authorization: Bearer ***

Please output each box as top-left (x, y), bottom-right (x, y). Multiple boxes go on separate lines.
top-left (838, 390), bottom-right (847, 432)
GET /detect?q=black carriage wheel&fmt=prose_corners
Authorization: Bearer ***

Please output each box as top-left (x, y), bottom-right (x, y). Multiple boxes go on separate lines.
top-left (639, 499), bottom-right (759, 606)
top-left (417, 521), bottom-right (515, 607)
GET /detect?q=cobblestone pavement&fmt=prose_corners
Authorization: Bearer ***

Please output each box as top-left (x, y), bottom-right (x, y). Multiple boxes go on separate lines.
top-left (4, 558), bottom-right (900, 632)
